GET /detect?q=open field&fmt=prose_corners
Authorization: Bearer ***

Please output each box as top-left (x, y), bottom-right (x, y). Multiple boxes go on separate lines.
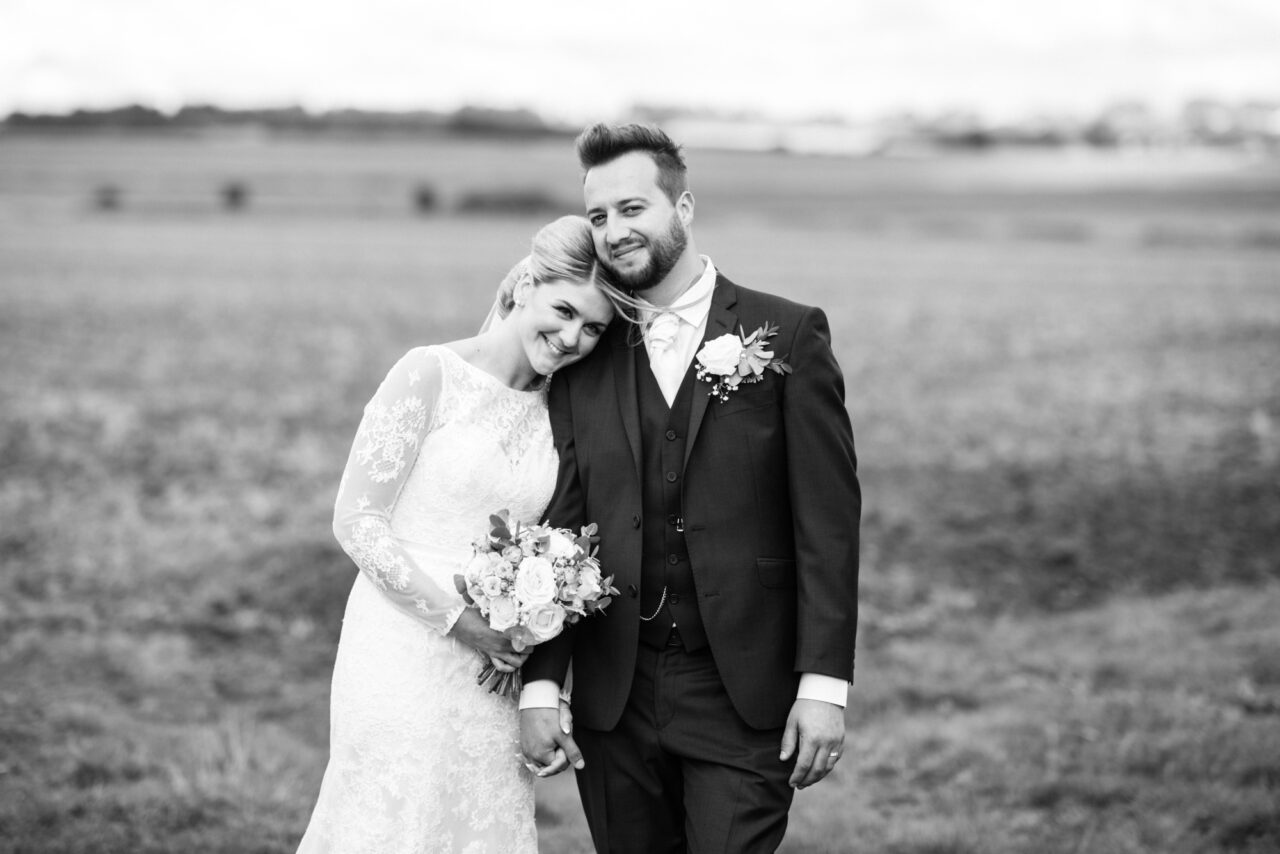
top-left (1, 133), bottom-right (1278, 852)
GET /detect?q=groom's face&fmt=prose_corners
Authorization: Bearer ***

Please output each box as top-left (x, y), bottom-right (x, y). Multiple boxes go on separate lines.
top-left (584, 151), bottom-right (690, 292)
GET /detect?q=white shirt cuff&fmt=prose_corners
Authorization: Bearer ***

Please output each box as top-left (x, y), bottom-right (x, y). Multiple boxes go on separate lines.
top-left (517, 679), bottom-right (562, 710)
top-left (798, 673), bottom-right (849, 707)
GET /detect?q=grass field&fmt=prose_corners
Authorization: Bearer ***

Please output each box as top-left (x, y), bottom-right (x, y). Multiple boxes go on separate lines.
top-left (1, 132), bottom-right (1278, 853)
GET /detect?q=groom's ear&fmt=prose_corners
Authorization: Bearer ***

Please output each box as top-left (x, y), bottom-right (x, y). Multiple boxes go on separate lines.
top-left (677, 190), bottom-right (695, 227)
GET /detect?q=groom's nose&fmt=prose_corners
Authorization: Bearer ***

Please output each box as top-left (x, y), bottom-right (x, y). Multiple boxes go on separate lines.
top-left (604, 214), bottom-right (630, 245)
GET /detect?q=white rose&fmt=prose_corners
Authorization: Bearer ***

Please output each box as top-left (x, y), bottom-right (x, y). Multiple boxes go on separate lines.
top-left (546, 531), bottom-right (578, 559)
top-left (480, 574), bottom-right (505, 599)
top-left (465, 553), bottom-right (491, 584)
top-left (696, 334), bottom-right (745, 376)
top-left (525, 602), bottom-right (567, 643)
top-left (513, 556), bottom-right (557, 605)
top-left (487, 596), bottom-right (519, 632)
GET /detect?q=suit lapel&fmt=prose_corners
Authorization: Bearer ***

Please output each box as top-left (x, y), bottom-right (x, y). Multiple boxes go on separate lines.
top-left (683, 277), bottom-right (738, 471)
top-left (610, 326), bottom-right (644, 485)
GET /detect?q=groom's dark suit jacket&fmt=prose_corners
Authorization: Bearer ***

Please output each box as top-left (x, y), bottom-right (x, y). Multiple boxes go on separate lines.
top-left (525, 273), bottom-right (860, 732)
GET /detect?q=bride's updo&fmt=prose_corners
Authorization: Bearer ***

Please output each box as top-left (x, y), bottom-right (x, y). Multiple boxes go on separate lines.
top-left (494, 216), bottom-right (622, 319)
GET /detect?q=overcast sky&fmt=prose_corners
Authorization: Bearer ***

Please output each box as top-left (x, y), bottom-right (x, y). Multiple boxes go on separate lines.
top-left (2, 0), bottom-right (1278, 121)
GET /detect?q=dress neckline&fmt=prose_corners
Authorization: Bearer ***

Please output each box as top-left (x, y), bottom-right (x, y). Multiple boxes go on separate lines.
top-left (434, 345), bottom-right (546, 397)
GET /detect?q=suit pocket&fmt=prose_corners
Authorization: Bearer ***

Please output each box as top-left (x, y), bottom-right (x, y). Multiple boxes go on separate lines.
top-left (756, 558), bottom-right (796, 589)
top-left (711, 386), bottom-right (777, 419)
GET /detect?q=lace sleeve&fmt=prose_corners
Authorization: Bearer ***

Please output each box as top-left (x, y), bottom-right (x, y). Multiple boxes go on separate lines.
top-left (332, 347), bottom-right (468, 634)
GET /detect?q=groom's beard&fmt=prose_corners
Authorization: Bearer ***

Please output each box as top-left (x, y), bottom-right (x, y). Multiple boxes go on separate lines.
top-left (605, 212), bottom-right (688, 293)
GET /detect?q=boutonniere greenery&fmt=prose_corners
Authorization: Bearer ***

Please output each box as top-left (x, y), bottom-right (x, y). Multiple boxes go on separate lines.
top-left (694, 322), bottom-right (792, 402)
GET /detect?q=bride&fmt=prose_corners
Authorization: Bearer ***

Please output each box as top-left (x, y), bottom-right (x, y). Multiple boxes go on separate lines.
top-left (297, 215), bottom-right (619, 854)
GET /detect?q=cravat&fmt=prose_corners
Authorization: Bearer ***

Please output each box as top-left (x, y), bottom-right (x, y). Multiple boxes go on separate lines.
top-left (645, 312), bottom-right (683, 406)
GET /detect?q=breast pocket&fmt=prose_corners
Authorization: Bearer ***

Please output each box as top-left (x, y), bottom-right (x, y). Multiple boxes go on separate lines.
top-left (710, 385), bottom-right (778, 420)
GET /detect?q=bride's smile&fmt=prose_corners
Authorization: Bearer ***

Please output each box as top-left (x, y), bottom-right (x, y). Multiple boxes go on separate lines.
top-left (512, 277), bottom-right (613, 379)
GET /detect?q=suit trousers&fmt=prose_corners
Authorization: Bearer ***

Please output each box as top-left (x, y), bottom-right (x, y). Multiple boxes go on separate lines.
top-left (573, 636), bottom-right (795, 853)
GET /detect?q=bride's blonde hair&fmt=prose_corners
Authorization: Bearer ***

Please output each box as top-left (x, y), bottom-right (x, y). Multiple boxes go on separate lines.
top-left (494, 215), bottom-right (628, 318)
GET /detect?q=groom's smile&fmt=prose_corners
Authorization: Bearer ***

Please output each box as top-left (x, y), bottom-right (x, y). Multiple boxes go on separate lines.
top-left (610, 239), bottom-right (644, 261)
top-left (608, 238), bottom-right (648, 271)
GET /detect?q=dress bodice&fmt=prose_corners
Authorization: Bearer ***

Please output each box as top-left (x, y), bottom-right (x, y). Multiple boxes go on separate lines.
top-left (332, 345), bottom-right (556, 633)
top-left (393, 347), bottom-right (556, 558)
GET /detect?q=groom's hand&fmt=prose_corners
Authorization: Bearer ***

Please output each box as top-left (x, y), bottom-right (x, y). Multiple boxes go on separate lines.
top-left (520, 707), bottom-right (583, 777)
top-left (780, 699), bottom-right (846, 789)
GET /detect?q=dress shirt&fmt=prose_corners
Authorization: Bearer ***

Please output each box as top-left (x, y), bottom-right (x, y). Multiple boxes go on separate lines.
top-left (639, 256), bottom-right (718, 406)
top-left (520, 256), bottom-right (848, 711)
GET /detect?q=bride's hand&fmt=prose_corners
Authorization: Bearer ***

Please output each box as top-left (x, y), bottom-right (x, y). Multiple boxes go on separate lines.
top-left (449, 608), bottom-right (529, 671)
top-left (489, 655), bottom-right (520, 673)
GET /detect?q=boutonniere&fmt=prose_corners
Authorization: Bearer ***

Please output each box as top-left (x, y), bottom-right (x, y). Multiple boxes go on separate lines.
top-left (694, 322), bottom-right (792, 402)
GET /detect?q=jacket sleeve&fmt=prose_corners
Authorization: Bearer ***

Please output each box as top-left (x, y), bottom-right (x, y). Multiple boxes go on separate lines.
top-left (783, 306), bottom-right (861, 681)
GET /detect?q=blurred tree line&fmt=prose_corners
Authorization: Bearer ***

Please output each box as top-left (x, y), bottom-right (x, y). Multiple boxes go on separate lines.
top-left (1, 103), bottom-right (571, 139)
top-left (4, 98), bottom-right (1279, 155)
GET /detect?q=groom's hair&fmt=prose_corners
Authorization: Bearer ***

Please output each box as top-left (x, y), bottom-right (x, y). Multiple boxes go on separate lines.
top-left (576, 123), bottom-right (688, 204)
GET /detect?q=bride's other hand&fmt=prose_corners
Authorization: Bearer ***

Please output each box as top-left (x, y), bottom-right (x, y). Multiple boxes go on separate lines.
top-left (449, 608), bottom-right (529, 670)
top-left (558, 697), bottom-right (573, 735)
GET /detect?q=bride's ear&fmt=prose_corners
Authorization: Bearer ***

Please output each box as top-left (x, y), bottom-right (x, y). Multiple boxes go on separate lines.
top-left (513, 274), bottom-right (534, 308)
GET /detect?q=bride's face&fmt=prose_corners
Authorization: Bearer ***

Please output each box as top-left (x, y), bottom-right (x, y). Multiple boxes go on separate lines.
top-left (515, 279), bottom-right (614, 375)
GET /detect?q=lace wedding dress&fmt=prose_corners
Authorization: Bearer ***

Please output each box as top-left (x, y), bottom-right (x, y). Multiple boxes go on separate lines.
top-left (297, 345), bottom-right (555, 854)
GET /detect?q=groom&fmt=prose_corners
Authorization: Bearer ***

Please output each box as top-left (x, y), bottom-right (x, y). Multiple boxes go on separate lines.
top-left (520, 123), bottom-right (861, 852)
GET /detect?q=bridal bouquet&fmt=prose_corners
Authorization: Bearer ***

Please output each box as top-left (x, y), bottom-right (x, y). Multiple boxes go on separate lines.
top-left (456, 510), bottom-right (617, 697)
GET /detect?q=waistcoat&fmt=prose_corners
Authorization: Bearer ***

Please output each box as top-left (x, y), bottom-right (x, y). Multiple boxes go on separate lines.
top-left (636, 345), bottom-right (708, 651)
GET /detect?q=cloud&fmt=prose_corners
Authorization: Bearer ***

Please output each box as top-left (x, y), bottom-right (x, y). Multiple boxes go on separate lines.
top-left (1, 0), bottom-right (1276, 118)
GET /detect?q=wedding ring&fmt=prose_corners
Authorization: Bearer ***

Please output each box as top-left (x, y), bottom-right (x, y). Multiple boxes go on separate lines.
top-left (828, 751), bottom-right (841, 759)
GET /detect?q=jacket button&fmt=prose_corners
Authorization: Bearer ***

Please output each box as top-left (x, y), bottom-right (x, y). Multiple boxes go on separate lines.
top-left (665, 429), bottom-right (677, 441)
top-left (665, 471), bottom-right (678, 483)
top-left (631, 514), bottom-right (641, 528)
top-left (627, 584), bottom-right (638, 598)
top-left (668, 554), bottom-right (679, 565)
top-left (669, 594), bottom-right (681, 605)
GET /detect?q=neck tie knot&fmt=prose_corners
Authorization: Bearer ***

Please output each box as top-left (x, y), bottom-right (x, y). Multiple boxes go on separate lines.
top-left (645, 312), bottom-right (681, 356)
